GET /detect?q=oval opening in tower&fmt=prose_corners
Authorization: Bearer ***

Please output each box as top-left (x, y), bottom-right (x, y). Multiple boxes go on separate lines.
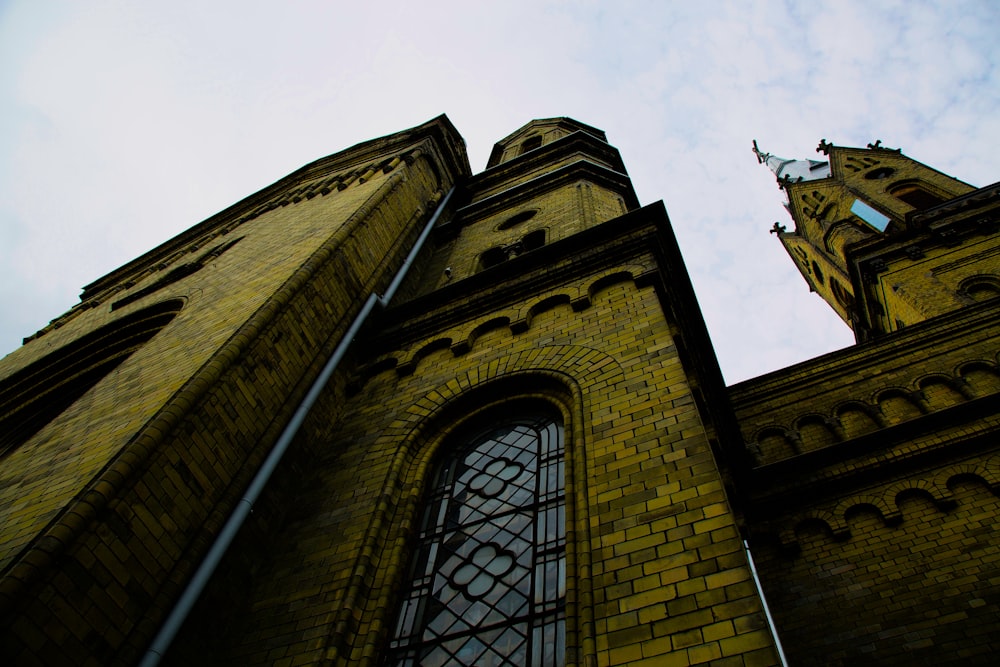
top-left (811, 260), bottom-right (825, 285)
top-left (864, 167), bottom-right (895, 180)
top-left (497, 210), bottom-right (537, 230)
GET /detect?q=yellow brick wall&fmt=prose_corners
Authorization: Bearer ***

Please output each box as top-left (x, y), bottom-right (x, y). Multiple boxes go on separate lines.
top-left (189, 263), bottom-right (778, 667)
top-left (0, 167), bottom-right (400, 566)
top-left (422, 181), bottom-right (630, 287)
top-left (0, 137), bottom-right (461, 666)
top-left (872, 235), bottom-right (1000, 331)
top-left (780, 147), bottom-right (983, 330)
top-left (731, 298), bottom-right (1000, 664)
top-left (733, 301), bottom-right (1000, 465)
top-left (752, 469), bottom-right (1000, 666)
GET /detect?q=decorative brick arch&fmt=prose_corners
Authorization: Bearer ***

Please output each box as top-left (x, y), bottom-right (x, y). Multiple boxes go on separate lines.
top-left (324, 345), bottom-right (626, 666)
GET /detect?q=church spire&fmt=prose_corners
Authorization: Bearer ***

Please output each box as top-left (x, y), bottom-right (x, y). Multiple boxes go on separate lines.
top-left (752, 139), bottom-right (831, 186)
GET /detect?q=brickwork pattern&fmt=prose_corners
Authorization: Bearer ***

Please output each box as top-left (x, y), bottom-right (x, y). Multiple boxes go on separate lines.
top-left (752, 469), bottom-right (1000, 665)
top-left (733, 302), bottom-right (1000, 466)
top-left (778, 146), bottom-right (983, 332)
top-left (732, 299), bottom-right (1000, 663)
top-left (0, 138), bottom-right (458, 666)
top-left (187, 266), bottom-right (777, 667)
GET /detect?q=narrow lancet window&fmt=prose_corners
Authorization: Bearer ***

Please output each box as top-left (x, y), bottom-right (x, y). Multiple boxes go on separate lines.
top-left (387, 413), bottom-right (565, 666)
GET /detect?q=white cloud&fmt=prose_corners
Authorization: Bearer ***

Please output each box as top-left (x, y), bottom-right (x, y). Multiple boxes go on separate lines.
top-left (0, 0), bottom-right (997, 383)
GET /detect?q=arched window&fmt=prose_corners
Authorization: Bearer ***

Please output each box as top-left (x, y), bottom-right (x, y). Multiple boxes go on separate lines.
top-left (889, 183), bottom-right (945, 210)
top-left (387, 412), bottom-right (565, 666)
top-left (959, 275), bottom-right (1000, 302)
top-left (480, 246), bottom-right (508, 270)
top-left (0, 299), bottom-right (183, 458)
top-left (830, 277), bottom-right (855, 311)
top-left (519, 136), bottom-right (542, 155)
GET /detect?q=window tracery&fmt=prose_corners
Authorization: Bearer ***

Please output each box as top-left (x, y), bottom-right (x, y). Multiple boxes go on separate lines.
top-left (386, 413), bottom-right (565, 666)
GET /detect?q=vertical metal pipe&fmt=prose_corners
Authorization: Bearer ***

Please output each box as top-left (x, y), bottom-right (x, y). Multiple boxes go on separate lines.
top-left (744, 540), bottom-right (789, 666)
top-left (139, 187), bottom-right (454, 666)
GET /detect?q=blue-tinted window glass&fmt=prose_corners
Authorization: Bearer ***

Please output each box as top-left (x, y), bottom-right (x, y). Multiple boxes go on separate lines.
top-left (850, 199), bottom-right (890, 232)
top-left (387, 414), bottom-right (565, 666)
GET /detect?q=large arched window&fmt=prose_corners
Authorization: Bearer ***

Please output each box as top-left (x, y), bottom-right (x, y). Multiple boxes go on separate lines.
top-left (387, 412), bottom-right (565, 666)
top-left (0, 299), bottom-right (183, 458)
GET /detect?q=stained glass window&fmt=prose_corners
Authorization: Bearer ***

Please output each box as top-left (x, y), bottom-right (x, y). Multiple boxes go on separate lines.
top-left (386, 414), bottom-right (565, 666)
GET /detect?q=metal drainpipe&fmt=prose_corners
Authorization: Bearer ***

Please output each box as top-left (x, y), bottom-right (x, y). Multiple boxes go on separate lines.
top-left (139, 187), bottom-right (454, 667)
top-left (743, 539), bottom-right (789, 666)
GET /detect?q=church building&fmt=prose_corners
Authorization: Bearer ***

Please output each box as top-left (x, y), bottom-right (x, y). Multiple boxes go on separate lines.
top-left (0, 116), bottom-right (997, 666)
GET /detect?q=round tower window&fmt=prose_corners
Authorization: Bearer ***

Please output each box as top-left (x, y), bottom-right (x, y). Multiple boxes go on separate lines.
top-left (864, 167), bottom-right (895, 180)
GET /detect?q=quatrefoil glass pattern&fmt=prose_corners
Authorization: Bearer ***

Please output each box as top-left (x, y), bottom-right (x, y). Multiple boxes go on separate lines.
top-left (450, 544), bottom-right (515, 599)
top-left (387, 413), bottom-right (565, 666)
top-left (468, 459), bottom-right (523, 498)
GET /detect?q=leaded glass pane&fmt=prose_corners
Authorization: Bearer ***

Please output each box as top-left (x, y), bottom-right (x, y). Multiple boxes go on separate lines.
top-left (386, 414), bottom-right (565, 666)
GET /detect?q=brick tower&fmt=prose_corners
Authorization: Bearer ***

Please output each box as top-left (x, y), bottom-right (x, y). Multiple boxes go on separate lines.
top-left (0, 118), bottom-right (781, 666)
top-left (734, 140), bottom-right (1000, 664)
top-left (3, 119), bottom-right (998, 667)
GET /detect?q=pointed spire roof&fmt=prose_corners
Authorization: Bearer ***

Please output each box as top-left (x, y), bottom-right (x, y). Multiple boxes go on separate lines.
top-left (752, 140), bottom-right (830, 185)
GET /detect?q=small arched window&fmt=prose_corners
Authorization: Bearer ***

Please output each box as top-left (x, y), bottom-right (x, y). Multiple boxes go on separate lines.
top-left (864, 167), bottom-right (895, 180)
top-left (519, 136), bottom-right (542, 155)
top-left (480, 247), bottom-right (508, 270)
top-left (811, 261), bottom-right (825, 285)
top-left (830, 277), bottom-right (855, 311)
top-left (889, 183), bottom-right (945, 210)
top-left (386, 412), bottom-right (565, 666)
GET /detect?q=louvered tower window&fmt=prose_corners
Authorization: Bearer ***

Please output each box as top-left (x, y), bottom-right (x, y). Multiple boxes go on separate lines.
top-left (387, 413), bottom-right (566, 666)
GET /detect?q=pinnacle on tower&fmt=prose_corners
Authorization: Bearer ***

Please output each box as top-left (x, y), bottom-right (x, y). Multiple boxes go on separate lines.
top-left (752, 139), bottom-right (831, 188)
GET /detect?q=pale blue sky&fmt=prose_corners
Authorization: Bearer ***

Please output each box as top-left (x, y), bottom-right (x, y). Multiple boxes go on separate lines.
top-left (1, 0), bottom-right (998, 382)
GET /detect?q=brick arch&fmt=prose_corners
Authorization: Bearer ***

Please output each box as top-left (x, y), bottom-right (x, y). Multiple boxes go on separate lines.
top-left (884, 478), bottom-right (954, 512)
top-left (346, 356), bottom-right (399, 396)
top-left (957, 360), bottom-right (1000, 397)
top-left (395, 271), bottom-right (655, 374)
top-left (324, 348), bottom-right (625, 666)
top-left (835, 495), bottom-right (900, 526)
top-left (585, 267), bottom-right (650, 305)
top-left (958, 274), bottom-right (1000, 302)
top-left (874, 387), bottom-right (926, 424)
top-left (514, 294), bottom-right (574, 332)
top-left (453, 316), bottom-right (512, 355)
top-left (395, 337), bottom-right (454, 375)
top-left (791, 510), bottom-right (849, 544)
top-left (793, 414), bottom-right (841, 451)
top-left (935, 459), bottom-right (1000, 494)
top-left (749, 425), bottom-right (798, 464)
top-left (935, 464), bottom-right (996, 493)
top-left (505, 266), bottom-right (652, 324)
top-left (834, 400), bottom-right (884, 437)
top-left (915, 373), bottom-right (971, 407)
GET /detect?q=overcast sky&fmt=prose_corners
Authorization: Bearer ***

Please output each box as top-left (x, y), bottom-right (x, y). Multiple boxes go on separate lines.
top-left (1, 1), bottom-right (998, 383)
